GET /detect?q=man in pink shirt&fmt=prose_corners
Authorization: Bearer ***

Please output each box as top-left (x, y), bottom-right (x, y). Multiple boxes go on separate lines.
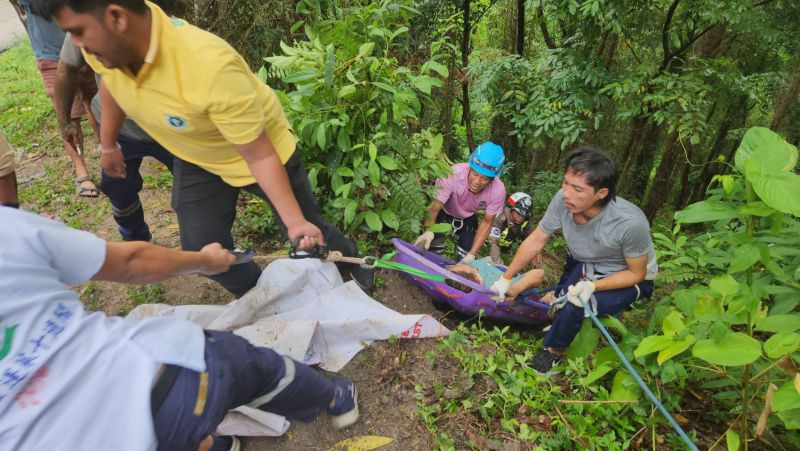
top-left (414, 142), bottom-right (507, 261)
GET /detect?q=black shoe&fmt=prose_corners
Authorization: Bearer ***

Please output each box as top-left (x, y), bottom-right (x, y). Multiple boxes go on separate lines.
top-left (327, 378), bottom-right (359, 428)
top-left (529, 349), bottom-right (563, 376)
top-left (350, 264), bottom-right (375, 291)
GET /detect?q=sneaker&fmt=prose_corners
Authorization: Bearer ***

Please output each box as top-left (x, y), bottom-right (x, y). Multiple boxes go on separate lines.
top-left (327, 378), bottom-right (359, 429)
top-left (529, 349), bottom-right (563, 376)
top-left (350, 265), bottom-right (375, 292)
top-left (211, 435), bottom-right (240, 451)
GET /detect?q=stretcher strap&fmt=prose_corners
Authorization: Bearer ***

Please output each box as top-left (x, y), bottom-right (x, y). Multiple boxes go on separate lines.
top-left (374, 252), bottom-right (445, 282)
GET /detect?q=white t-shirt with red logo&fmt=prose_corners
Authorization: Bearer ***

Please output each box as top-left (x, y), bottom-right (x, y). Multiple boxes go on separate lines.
top-left (434, 163), bottom-right (506, 219)
top-left (0, 207), bottom-right (206, 450)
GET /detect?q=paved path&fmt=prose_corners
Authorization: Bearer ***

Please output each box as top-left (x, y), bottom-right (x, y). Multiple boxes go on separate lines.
top-left (0, 1), bottom-right (26, 51)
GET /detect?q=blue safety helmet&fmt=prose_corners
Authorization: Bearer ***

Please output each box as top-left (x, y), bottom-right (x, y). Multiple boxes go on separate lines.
top-left (468, 142), bottom-right (506, 178)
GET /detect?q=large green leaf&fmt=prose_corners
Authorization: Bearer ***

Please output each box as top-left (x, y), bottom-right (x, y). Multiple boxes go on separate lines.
top-left (728, 243), bottom-right (760, 273)
top-left (662, 311), bottom-right (686, 336)
top-left (749, 172), bottom-right (800, 217)
top-left (764, 332), bottom-right (800, 359)
top-left (709, 274), bottom-right (739, 298)
top-left (634, 335), bottom-right (674, 358)
top-left (674, 200), bottom-right (741, 224)
top-left (693, 332), bottom-right (762, 366)
top-left (581, 361), bottom-right (617, 386)
top-left (364, 211), bottom-right (383, 232)
top-left (567, 319), bottom-right (599, 359)
top-left (657, 335), bottom-right (695, 365)
top-left (610, 370), bottom-right (640, 401)
top-left (726, 429), bottom-right (740, 451)
top-left (694, 295), bottom-right (723, 319)
top-left (734, 127), bottom-right (798, 175)
top-left (381, 209), bottom-right (399, 230)
top-left (756, 315), bottom-right (800, 333)
top-left (772, 380), bottom-right (800, 413)
top-left (776, 408), bottom-right (800, 429)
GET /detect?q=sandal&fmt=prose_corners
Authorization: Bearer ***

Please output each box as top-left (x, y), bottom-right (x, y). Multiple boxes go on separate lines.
top-left (75, 176), bottom-right (100, 198)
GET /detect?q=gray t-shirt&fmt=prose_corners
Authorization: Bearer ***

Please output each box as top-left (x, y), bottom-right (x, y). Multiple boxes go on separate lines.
top-left (539, 189), bottom-right (658, 279)
top-left (60, 35), bottom-right (154, 143)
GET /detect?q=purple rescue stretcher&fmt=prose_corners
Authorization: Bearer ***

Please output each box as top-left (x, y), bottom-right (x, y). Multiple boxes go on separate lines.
top-left (391, 238), bottom-right (552, 326)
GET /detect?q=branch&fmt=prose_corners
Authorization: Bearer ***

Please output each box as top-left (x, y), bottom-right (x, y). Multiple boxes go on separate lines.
top-left (536, 6), bottom-right (557, 49)
top-left (754, 0), bottom-right (777, 7)
top-left (470, 0), bottom-right (502, 28)
top-left (661, 0), bottom-right (682, 71)
top-left (670, 25), bottom-right (717, 61)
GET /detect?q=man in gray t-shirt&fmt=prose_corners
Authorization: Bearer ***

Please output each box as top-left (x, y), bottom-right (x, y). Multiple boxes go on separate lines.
top-left (491, 146), bottom-right (657, 374)
top-left (55, 33), bottom-right (174, 242)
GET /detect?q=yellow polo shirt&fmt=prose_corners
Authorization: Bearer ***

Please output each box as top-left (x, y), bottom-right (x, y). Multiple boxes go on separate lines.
top-left (83, 1), bottom-right (295, 187)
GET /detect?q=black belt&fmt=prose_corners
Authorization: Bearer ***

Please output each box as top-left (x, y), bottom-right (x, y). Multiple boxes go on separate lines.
top-left (150, 364), bottom-right (180, 417)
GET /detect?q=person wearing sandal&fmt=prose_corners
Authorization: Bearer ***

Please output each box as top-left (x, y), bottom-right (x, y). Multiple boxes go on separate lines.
top-left (56, 32), bottom-right (174, 242)
top-left (14, 0), bottom-right (100, 199)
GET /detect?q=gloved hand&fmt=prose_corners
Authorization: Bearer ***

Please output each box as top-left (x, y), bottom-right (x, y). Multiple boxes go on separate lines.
top-left (460, 253), bottom-right (475, 263)
top-left (414, 231), bottom-right (434, 249)
top-left (490, 276), bottom-right (513, 302)
top-left (566, 280), bottom-right (595, 307)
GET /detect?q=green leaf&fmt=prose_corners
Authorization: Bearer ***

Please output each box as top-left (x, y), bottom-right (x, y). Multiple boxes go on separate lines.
top-left (709, 274), bottom-right (739, 298)
top-left (316, 123), bottom-right (327, 150)
top-left (734, 127), bottom-right (798, 175)
top-left (662, 311), bottom-right (686, 336)
top-left (413, 75), bottom-right (443, 95)
top-left (364, 211), bottom-right (383, 232)
top-left (336, 129), bottom-right (351, 152)
top-left (377, 155), bottom-right (399, 170)
top-left (338, 84), bottom-right (357, 99)
top-left (634, 335), bottom-right (674, 358)
top-left (428, 223), bottom-right (451, 234)
top-left (368, 160), bottom-right (380, 187)
top-left (427, 60), bottom-right (449, 77)
top-left (599, 316), bottom-right (628, 335)
top-left (764, 332), bottom-right (800, 359)
top-left (694, 295), bottom-right (723, 319)
top-left (693, 332), bottom-right (762, 366)
top-left (567, 319), bottom-right (600, 359)
top-left (749, 172), bottom-right (800, 217)
top-left (344, 199), bottom-right (357, 225)
top-left (739, 201), bottom-right (776, 217)
top-left (657, 335), bottom-right (695, 365)
top-left (610, 370), bottom-right (640, 401)
top-left (728, 243), bottom-right (760, 273)
top-left (336, 167), bottom-right (354, 177)
top-left (756, 315), bottom-right (800, 333)
top-left (372, 82), bottom-right (397, 94)
top-left (381, 209), bottom-right (399, 230)
top-left (726, 429), bottom-right (740, 451)
top-left (284, 69), bottom-right (318, 83)
top-left (674, 200), bottom-right (741, 224)
top-left (368, 143), bottom-right (378, 161)
top-left (772, 380), bottom-right (800, 413)
top-left (581, 361), bottom-right (616, 386)
top-left (358, 42), bottom-right (375, 57)
top-left (776, 408), bottom-right (800, 429)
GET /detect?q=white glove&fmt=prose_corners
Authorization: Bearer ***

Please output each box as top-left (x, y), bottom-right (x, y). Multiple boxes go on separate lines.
top-left (567, 280), bottom-right (595, 307)
top-left (490, 276), bottom-right (512, 302)
top-left (414, 231), bottom-right (434, 249)
top-left (460, 253), bottom-right (475, 263)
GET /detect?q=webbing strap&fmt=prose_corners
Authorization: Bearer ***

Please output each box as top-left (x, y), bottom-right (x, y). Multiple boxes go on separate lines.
top-left (374, 252), bottom-right (445, 282)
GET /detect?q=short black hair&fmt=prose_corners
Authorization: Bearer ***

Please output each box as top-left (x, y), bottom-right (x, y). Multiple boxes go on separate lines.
top-left (563, 145), bottom-right (617, 207)
top-left (31, 0), bottom-right (147, 19)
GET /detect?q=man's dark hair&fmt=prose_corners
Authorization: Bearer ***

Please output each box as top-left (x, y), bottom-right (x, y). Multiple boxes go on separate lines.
top-left (31, 0), bottom-right (147, 19)
top-left (563, 145), bottom-right (618, 207)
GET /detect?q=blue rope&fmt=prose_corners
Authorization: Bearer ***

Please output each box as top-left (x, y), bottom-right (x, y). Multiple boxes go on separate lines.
top-left (553, 293), bottom-right (699, 451)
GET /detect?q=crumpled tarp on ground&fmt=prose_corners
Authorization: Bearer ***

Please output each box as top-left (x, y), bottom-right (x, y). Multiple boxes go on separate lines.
top-left (128, 258), bottom-right (450, 436)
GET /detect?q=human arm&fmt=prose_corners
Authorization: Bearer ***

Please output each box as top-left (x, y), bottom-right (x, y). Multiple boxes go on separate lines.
top-left (98, 82), bottom-right (127, 178)
top-left (236, 132), bottom-right (323, 249)
top-left (423, 200), bottom-right (445, 229)
top-left (92, 241), bottom-right (235, 284)
top-left (467, 213), bottom-right (495, 257)
top-left (501, 225), bottom-right (551, 280)
top-left (505, 268), bottom-right (545, 300)
top-left (592, 254), bottom-right (648, 291)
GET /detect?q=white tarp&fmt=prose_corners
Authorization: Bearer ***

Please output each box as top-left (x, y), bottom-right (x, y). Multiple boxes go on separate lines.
top-left (128, 258), bottom-right (450, 436)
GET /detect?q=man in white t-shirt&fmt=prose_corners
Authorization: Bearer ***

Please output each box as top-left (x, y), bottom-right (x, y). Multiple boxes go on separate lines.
top-left (0, 206), bottom-right (358, 450)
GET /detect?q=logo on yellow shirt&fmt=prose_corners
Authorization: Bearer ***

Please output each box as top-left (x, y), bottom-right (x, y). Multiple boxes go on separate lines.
top-left (165, 114), bottom-right (188, 130)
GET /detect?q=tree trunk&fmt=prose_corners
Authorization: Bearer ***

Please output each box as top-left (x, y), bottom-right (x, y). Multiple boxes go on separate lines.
top-left (461, 0), bottom-right (475, 150)
top-left (618, 118), bottom-right (661, 202)
top-left (641, 131), bottom-right (681, 221)
top-left (770, 69), bottom-right (800, 132)
top-left (516, 0), bottom-right (525, 55)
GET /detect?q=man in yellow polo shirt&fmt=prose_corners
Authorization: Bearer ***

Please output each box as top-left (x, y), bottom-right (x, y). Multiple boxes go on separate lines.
top-left (0, 132), bottom-right (19, 208)
top-left (33, 0), bottom-right (373, 297)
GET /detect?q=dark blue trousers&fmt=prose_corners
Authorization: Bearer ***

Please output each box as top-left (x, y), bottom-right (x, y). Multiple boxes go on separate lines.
top-left (153, 330), bottom-right (334, 451)
top-left (542, 255), bottom-right (654, 350)
top-left (431, 210), bottom-right (477, 258)
top-left (99, 136), bottom-right (174, 241)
